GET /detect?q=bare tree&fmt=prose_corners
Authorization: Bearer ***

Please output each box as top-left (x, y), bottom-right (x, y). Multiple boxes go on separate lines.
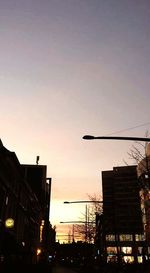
top-left (126, 131), bottom-right (150, 243)
top-left (75, 194), bottom-right (102, 243)
top-left (125, 131), bottom-right (150, 177)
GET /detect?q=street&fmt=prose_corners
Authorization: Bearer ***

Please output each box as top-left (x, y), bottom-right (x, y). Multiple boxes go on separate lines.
top-left (0, 263), bottom-right (79, 273)
top-left (52, 264), bottom-right (78, 273)
top-left (50, 262), bottom-right (150, 273)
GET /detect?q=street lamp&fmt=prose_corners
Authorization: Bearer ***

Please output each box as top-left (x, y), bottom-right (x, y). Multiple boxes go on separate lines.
top-left (60, 220), bottom-right (94, 243)
top-left (83, 135), bottom-right (150, 142)
top-left (63, 200), bottom-right (103, 243)
top-left (83, 134), bottom-right (150, 262)
top-left (64, 200), bottom-right (103, 204)
top-left (60, 221), bottom-right (90, 243)
top-left (60, 221), bottom-right (88, 224)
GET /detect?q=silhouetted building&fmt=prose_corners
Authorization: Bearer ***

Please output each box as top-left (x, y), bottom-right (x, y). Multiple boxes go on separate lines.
top-left (0, 139), bottom-right (41, 263)
top-left (100, 165), bottom-right (146, 263)
top-left (21, 164), bottom-right (50, 221)
top-left (0, 140), bottom-right (55, 264)
top-left (102, 165), bottom-right (143, 234)
top-left (20, 165), bottom-right (54, 254)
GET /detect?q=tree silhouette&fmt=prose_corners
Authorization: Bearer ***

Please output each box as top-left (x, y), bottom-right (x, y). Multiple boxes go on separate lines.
top-left (75, 194), bottom-right (102, 243)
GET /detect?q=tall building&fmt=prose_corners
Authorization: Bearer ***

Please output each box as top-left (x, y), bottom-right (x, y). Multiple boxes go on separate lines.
top-left (101, 165), bottom-right (145, 263)
top-left (0, 140), bottom-right (55, 264)
top-left (102, 165), bottom-right (143, 235)
top-left (21, 164), bottom-right (54, 255)
top-left (0, 140), bottom-right (41, 263)
top-left (21, 164), bottom-right (49, 221)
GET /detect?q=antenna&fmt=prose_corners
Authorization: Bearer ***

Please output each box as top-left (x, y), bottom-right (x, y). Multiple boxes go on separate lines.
top-left (36, 156), bottom-right (40, 165)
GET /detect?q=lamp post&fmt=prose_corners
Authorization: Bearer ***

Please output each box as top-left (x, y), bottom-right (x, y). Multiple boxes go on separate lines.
top-left (60, 221), bottom-right (89, 224)
top-left (83, 135), bottom-right (150, 142)
top-left (60, 222), bottom-right (79, 243)
top-left (64, 200), bottom-right (103, 243)
top-left (64, 200), bottom-right (103, 204)
top-left (60, 221), bottom-right (94, 243)
top-left (83, 134), bottom-right (150, 263)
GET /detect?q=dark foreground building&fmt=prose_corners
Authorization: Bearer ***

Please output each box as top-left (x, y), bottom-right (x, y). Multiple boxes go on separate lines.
top-left (0, 140), bottom-right (55, 265)
top-left (98, 165), bottom-right (148, 263)
top-left (21, 164), bottom-right (56, 259)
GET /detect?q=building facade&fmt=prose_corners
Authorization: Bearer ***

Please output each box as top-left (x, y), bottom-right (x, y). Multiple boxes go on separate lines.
top-left (0, 140), bottom-right (55, 264)
top-left (0, 140), bottom-right (41, 263)
top-left (21, 164), bottom-right (55, 258)
top-left (100, 165), bottom-right (146, 263)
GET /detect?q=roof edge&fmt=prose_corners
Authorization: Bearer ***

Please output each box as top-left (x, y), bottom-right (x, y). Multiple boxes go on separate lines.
top-left (0, 139), bottom-right (3, 147)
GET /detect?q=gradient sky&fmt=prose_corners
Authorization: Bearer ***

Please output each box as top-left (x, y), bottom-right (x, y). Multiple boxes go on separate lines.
top-left (1, 0), bottom-right (150, 242)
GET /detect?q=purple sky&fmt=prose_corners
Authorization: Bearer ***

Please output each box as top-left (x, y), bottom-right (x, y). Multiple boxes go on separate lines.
top-left (1, 0), bottom-right (150, 242)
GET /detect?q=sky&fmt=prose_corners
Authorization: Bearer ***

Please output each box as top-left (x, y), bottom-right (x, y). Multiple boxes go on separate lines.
top-left (1, 0), bottom-right (150, 242)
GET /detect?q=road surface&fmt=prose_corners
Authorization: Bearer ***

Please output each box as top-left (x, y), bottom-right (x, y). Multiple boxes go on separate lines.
top-left (52, 264), bottom-right (79, 273)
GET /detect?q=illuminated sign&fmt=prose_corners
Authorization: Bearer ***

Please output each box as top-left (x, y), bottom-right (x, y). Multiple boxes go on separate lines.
top-left (5, 218), bottom-right (14, 228)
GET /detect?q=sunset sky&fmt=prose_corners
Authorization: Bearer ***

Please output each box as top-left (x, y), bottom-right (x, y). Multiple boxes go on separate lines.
top-left (1, 0), bottom-right (150, 242)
